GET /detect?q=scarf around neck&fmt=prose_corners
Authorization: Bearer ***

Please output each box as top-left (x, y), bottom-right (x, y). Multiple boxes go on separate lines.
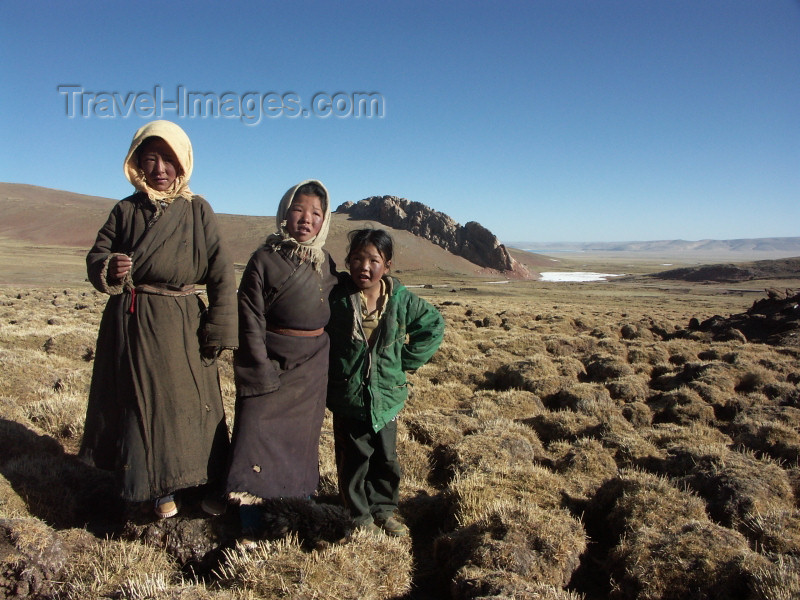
top-left (263, 179), bottom-right (331, 273)
top-left (123, 120), bottom-right (194, 210)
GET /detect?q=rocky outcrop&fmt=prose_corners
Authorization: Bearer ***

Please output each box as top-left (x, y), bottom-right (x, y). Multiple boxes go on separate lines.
top-left (336, 196), bottom-right (529, 276)
top-left (688, 289), bottom-right (800, 346)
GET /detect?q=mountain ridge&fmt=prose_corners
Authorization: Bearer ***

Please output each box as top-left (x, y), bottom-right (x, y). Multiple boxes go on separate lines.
top-left (510, 237), bottom-right (800, 256)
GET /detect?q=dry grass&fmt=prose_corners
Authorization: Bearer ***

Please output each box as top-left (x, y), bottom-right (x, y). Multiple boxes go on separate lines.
top-left (0, 276), bottom-right (799, 599)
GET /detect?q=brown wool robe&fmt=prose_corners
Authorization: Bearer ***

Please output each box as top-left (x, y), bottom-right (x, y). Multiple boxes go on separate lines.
top-left (226, 246), bottom-right (337, 502)
top-left (80, 192), bottom-right (237, 501)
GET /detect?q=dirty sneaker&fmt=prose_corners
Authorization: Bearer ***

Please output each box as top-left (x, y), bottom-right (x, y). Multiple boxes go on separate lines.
top-left (154, 494), bottom-right (179, 519)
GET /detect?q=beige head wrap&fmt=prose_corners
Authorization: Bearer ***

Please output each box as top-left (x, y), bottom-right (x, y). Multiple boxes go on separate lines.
top-left (264, 179), bottom-right (331, 273)
top-left (123, 120), bottom-right (194, 206)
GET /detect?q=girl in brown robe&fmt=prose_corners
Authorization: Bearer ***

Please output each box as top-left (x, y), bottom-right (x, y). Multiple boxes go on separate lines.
top-left (80, 120), bottom-right (238, 519)
top-left (225, 180), bottom-right (337, 537)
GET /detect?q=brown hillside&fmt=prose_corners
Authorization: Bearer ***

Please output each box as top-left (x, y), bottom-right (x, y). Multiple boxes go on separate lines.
top-left (0, 183), bottom-right (546, 283)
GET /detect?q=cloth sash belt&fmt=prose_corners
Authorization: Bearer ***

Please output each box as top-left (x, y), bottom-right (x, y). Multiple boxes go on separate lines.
top-left (265, 323), bottom-right (324, 337)
top-left (135, 283), bottom-right (197, 296)
top-left (127, 283), bottom-right (197, 314)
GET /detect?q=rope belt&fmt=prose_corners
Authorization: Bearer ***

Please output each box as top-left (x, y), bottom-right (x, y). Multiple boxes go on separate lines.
top-left (128, 283), bottom-right (197, 313)
top-left (265, 323), bottom-right (324, 337)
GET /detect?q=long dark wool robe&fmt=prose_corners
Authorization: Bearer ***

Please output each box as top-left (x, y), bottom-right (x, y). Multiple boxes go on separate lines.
top-left (80, 193), bottom-right (237, 502)
top-left (226, 246), bottom-right (337, 503)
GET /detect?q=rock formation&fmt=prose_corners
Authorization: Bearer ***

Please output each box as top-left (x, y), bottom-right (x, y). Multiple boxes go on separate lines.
top-left (336, 195), bottom-right (529, 276)
top-left (688, 289), bottom-right (800, 347)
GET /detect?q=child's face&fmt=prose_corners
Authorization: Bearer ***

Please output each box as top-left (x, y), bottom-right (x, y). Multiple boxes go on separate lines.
top-left (138, 138), bottom-right (179, 191)
top-left (349, 243), bottom-right (391, 292)
top-left (286, 193), bottom-right (324, 242)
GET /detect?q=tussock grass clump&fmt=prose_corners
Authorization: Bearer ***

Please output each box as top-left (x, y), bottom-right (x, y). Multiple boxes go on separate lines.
top-left (551, 356), bottom-right (587, 380)
top-left (215, 531), bottom-right (412, 600)
top-left (583, 354), bottom-right (635, 382)
top-left (451, 567), bottom-right (586, 600)
top-left (607, 520), bottom-right (768, 600)
top-left (24, 387), bottom-right (86, 445)
top-left (619, 322), bottom-right (654, 341)
top-left (743, 508), bottom-right (800, 555)
top-left (62, 534), bottom-right (178, 600)
top-left (446, 467), bottom-right (567, 526)
top-left (749, 555), bottom-right (800, 600)
top-left (543, 334), bottom-right (598, 357)
top-left (626, 343), bottom-right (670, 373)
top-left (588, 470), bottom-right (708, 545)
top-left (643, 422), bottom-right (731, 451)
top-left (548, 383), bottom-right (613, 413)
top-left (669, 446), bottom-right (795, 534)
top-left (493, 355), bottom-right (562, 397)
top-left (520, 410), bottom-right (600, 444)
top-left (605, 374), bottom-right (650, 402)
top-left (495, 331), bottom-right (547, 356)
top-left (687, 360), bottom-right (740, 393)
top-left (436, 418), bottom-right (547, 477)
top-left (409, 379), bottom-right (474, 412)
top-left (595, 423), bottom-right (664, 470)
top-left (469, 389), bottom-right (546, 420)
top-left (404, 409), bottom-right (479, 447)
top-left (433, 501), bottom-right (586, 589)
top-left (728, 405), bottom-right (800, 464)
top-left (551, 437), bottom-right (618, 500)
top-left (620, 401), bottom-right (652, 426)
top-left (647, 387), bottom-right (715, 425)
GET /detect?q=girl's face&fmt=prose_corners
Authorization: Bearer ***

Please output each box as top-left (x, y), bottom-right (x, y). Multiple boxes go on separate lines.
top-left (138, 138), bottom-right (179, 191)
top-left (348, 243), bottom-right (391, 292)
top-left (286, 193), bottom-right (324, 242)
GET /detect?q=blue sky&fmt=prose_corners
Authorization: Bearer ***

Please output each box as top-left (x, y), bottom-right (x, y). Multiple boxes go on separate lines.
top-left (1, 0), bottom-right (798, 243)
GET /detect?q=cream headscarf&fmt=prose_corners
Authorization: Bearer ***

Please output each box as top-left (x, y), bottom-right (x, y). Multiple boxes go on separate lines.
top-left (123, 120), bottom-right (194, 206)
top-left (263, 179), bottom-right (331, 273)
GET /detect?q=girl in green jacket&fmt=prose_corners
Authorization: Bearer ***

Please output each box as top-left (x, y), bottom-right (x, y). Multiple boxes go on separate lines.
top-left (326, 229), bottom-right (444, 536)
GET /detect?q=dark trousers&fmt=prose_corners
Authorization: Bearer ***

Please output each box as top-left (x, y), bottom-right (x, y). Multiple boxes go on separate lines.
top-left (333, 414), bottom-right (401, 526)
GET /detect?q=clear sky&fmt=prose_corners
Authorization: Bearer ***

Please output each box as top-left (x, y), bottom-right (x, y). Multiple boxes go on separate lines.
top-left (1, 0), bottom-right (798, 243)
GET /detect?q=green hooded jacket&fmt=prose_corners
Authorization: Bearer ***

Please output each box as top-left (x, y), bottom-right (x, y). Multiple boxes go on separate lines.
top-left (326, 276), bottom-right (445, 432)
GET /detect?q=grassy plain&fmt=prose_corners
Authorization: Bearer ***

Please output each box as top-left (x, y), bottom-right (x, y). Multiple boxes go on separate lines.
top-left (2, 234), bottom-right (800, 599)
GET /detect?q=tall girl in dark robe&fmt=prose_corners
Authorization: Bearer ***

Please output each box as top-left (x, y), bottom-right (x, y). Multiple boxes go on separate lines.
top-left (226, 180), bottom-right (337, 536)
top-left (80, 120), bottom-right (238, 519)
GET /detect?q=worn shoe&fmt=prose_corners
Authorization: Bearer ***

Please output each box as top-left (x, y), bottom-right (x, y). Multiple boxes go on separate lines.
top-left (236, 537), bottom-right (259, 550)
top-left (154, 495), bottom-right (179, 519)
top-left (375, 515), bottom-right (408, 537)
top-left (200, 495), bottom-right (227, 517)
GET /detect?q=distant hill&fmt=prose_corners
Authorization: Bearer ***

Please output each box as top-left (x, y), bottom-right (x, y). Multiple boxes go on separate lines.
top-left (0, 183), bottom-right (552, 282)
top-left (510, 238), bottom-right (800, 258)
top-left (646, 257), bottom-right (800, 283)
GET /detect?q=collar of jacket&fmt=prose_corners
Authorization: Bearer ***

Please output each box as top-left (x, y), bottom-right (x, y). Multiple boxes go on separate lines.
top-left (346, 275), bottom-right (397, 381)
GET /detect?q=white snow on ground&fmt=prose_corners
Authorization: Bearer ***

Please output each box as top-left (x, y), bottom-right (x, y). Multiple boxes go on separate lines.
top-left (539, 272), bottom-right (624, 282)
